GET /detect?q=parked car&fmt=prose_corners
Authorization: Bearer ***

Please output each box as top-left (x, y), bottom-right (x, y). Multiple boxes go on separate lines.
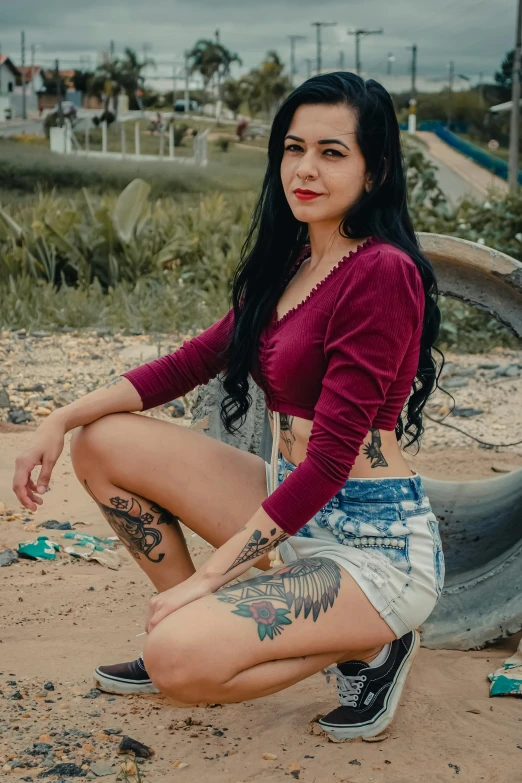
top-left (174, 99), bottom-right (200, 114)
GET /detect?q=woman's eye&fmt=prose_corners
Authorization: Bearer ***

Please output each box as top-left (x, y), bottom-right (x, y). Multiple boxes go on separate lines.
top-left (324, 149), bottom-right (346, 157)
top-left (284, 144), bottom-right (303, 152)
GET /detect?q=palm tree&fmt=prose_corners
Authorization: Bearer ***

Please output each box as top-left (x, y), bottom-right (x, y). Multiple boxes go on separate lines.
top-left (90, 47), bottom-right (155, 119)
top-left (187, 39), bottom-right (242, 101)
top-left (242, 51), bottom-right (292, 119)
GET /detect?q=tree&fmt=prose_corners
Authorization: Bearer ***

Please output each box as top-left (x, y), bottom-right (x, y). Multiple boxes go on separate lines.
top-left (89, 47), bottom-right (155, 119)
top-left (187, 39), bottom-right (242, 98)
top-left (72, 69), bottom-right (95, 95)
top-left (222, 79), bottom-right (245, 118)
top-left (495, 49), bottom-right (514, 95)
top-left (241, 51), bottom-right (292, 119)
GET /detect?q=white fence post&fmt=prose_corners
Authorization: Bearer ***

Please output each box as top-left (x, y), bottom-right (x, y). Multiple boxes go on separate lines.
top-left (135, 121), bottom-right (140, 156)
top-left (121, 122), bottom-right (126, 157)
top-left (102, 121), bottom-right (108, 153)
top-left (159, 128), bottom-right (165, 159)
top-left (85, 123), bottom-right (89, 152)
top-left (169, 122), bottom-right (174, 158)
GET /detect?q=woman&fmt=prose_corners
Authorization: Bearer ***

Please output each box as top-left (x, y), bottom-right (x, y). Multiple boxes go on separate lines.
top-left (13, 72), bottom-right (445, 740)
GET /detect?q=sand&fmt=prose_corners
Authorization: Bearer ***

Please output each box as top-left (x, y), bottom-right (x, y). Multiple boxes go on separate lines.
top-left (1, 333), bottom-right (521, 782)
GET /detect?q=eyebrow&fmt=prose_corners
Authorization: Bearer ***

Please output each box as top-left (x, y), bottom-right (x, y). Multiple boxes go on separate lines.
top-left (285, 134), bottom-right (350, 150)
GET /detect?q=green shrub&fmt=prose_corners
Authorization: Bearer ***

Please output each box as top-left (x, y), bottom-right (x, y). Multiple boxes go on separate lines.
top-left (215, 136), bottom-right (231, 152)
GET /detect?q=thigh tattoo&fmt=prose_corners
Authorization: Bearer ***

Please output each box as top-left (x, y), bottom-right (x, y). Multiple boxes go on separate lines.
top-left (84, 480), bottom-right (182, 563)
top-left (216, 558), bottom-right (342, 641)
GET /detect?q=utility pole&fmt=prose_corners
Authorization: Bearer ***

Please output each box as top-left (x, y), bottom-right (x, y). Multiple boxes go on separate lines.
top-left (21, 31), bottom-right (26, 119)
top-left (447, 59), bottom-right (455, 128)
top-left (184, 50), bottom-right (190, 114)
top-left (386, 52), bottom-right (394, 75)
top-left (348, 28), bottom-right (383, 76)
top-left (311, 22), bottom-right (337, 75)
top-left (110, 40), bottom-right (115, 60)
top-left (478, 71), bottom-right (484, 108)
top-left (288, 35), bottom-right (306, 85)
top-left (508, 0), bottom-right (522, 191)
top-left (55, 58), bottom-right (63, 125)
top-left (339, 50), bottom-right (345, 70)
top-left (406, 44), bottom-right (418, 134)
top-left (305, 58), bottom-right (313, 79)
top-left (215, 29), bottom-right (220, 44)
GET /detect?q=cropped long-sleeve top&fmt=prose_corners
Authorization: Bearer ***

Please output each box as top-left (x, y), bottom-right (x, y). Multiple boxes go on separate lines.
top-left (122, 236), bottom-right (425, 536)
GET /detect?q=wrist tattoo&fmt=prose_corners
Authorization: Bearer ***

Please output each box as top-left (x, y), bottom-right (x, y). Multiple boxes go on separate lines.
top-left (224, 527), bottom-right (289, 575)
top-left (363, 428), bottom-right (388, 468)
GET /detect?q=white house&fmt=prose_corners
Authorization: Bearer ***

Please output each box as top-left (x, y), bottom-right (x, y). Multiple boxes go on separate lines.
top-left (0, 55), bottom-right (19, 96)
top-left (0, 55), bottom-right (40, 118)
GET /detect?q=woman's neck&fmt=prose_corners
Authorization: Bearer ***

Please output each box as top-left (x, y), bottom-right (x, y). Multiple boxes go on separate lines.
top-left (307, 221), bottom-right (368, 270)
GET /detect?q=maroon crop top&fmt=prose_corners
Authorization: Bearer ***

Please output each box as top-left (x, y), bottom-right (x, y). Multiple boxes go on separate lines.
top-left (122, 237), bottom-right (425, 536)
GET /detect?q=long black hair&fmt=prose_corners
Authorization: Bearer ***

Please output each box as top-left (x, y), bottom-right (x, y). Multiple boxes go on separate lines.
top-left (220, 71), bottom-right (442, 450)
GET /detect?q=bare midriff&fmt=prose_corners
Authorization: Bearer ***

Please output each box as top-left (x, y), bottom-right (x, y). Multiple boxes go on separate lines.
top-left (267, 411), bottom-right (415, 479)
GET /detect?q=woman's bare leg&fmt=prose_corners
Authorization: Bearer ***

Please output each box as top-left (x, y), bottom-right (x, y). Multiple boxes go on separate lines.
top-left (70, 412), bottom-right (272, 592)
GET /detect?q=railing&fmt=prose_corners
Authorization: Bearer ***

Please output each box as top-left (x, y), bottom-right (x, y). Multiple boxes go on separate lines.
top-left (49, 119), bottom-right (209, 167)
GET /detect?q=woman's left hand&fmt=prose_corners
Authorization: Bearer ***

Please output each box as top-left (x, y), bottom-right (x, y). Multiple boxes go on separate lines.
top-left (146, 575), bottom-right (214, 634)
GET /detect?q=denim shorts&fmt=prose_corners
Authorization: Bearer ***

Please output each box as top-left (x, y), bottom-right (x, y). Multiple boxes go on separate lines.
top-left (265, 453), bottom-right (445, 639)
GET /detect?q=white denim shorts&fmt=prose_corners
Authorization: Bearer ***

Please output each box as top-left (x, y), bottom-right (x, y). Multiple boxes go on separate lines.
top-left (265, 452), bottom-right (445, 639)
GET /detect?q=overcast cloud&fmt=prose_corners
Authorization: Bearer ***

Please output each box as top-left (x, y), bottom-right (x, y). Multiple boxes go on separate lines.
top-left (0, 0), bottom-right (516, 84)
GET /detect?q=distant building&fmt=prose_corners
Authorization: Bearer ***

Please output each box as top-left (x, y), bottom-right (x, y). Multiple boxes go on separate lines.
top-left (0, 55), bottom-right (19, 95)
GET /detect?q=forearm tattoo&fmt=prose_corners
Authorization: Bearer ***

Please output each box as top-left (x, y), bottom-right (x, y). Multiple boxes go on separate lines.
top-left (84, 480), bottom-right (182, 563)
top-left (217, 558), bottom-right (341, 641)
top-left (224, 527), bottom-right (289, 575)
top-left (268, 410), bottom-right (296, 455)
top-left (363, 428), bottom-right (388, 468)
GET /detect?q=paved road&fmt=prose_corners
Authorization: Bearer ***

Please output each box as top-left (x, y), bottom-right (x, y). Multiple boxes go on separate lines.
top-left (0, 119), bottom-right (44, 137)
top-left (416, 131), bottom-right (508, 204)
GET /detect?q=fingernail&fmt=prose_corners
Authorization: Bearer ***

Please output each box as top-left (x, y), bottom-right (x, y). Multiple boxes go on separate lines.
top-left (37, 486), bottom-right (46, 494)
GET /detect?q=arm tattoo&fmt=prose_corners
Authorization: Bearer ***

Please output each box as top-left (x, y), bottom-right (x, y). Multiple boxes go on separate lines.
top-left (224, 527), bottom-right (289, 575)
top-left (83, 480), bottom-right (182, 563)
top-left (104, 376), bottom-right (124, 389)
top-left (268, 410), bottom-right (296, 456)
top-left (363, 428), bottom-right (388, 468)
top-left (217, 558), bottom-right (341, 641)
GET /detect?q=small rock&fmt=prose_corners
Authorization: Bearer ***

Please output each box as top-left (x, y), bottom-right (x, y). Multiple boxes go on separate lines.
top-left (448, 763), bottom-right (461, 774)
top-left (349, 759), bottom-right (361, 765)
top-left (117, 736), bottom-right (154, 758)
top-left (451, 407), bottom-right (483, 418)
top-left (7, 408), bottom-right (35, 424)
top-left (8, 690), bottom-right (23, 700)
top-left (43, 681), bottom-right (54, 691)
top-left (444, 377), bottom-right (469, 389)
top-left (262, 753), bottom-right (278, 760)
top-left (103, 727), bottom-right (122, 735)
top-left (37, 762), bottom-right (85, 777)
top-left (89, 354), bottom-right (104, 361)
top-left (172, 760), bottom-right (189, 769)
top-left (83, 688), bottom-right (102, 699)
top-left (466, 708), bottom-right (481, 714)
top-left (0, 548), bottom-right (19, 567)
top-left (32, 331), bottom-right (51, 338)
top-left (0, 387), bottom-right (10, 408)
top-left (88, 761), bottom-right (115, 777)
top-left (163, 399), bottom-right (185, 418)
top-left (17, 383), bottom-right (45, 392)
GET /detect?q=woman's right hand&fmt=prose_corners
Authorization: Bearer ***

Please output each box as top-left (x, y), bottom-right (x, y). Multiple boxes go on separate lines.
top-left (12, 413), bottom-right (67, 511)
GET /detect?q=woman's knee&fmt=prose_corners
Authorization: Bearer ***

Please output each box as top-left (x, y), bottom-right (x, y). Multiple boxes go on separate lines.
top-left (69, 413), bottom-right (130, 470)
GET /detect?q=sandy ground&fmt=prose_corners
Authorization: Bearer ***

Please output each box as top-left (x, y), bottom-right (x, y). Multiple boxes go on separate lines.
top-left (1, 331), bottom-right (521, 782)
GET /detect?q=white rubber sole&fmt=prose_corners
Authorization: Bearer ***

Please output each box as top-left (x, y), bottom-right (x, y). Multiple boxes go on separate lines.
top-left (93, 668), bottom-right (160, 695)
top-left (318, 629), bottom-right (420, 740)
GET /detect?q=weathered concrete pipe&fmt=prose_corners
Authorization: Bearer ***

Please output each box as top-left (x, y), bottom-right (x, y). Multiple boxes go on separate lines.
top-left (190, 234), bottom-right (522, 650)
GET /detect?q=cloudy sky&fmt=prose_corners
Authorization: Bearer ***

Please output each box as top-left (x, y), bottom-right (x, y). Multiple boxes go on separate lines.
top-left (0, 0), bottom-right (517, 87)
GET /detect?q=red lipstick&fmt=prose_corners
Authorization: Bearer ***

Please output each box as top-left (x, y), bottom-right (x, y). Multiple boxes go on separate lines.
top-left (294, 189), bottom-right (322, 201)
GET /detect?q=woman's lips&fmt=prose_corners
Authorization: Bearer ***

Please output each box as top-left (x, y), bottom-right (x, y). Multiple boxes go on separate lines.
top-left (293, 189), bottom-right (322, 201)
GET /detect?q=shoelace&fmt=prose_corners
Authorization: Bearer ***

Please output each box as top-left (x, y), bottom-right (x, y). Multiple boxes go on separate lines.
top-left (322, 665), bottom-right (367, 707)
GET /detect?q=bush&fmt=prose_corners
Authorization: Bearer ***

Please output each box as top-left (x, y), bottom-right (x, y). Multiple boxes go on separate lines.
top-left (215, 136), bottom-right (231, 152)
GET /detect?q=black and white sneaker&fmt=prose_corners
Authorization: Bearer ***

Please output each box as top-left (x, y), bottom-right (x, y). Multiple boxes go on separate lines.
top-left (318, 630), bottom-right (420, 740)
top-left (93, 654), bottom-right (159, 695)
